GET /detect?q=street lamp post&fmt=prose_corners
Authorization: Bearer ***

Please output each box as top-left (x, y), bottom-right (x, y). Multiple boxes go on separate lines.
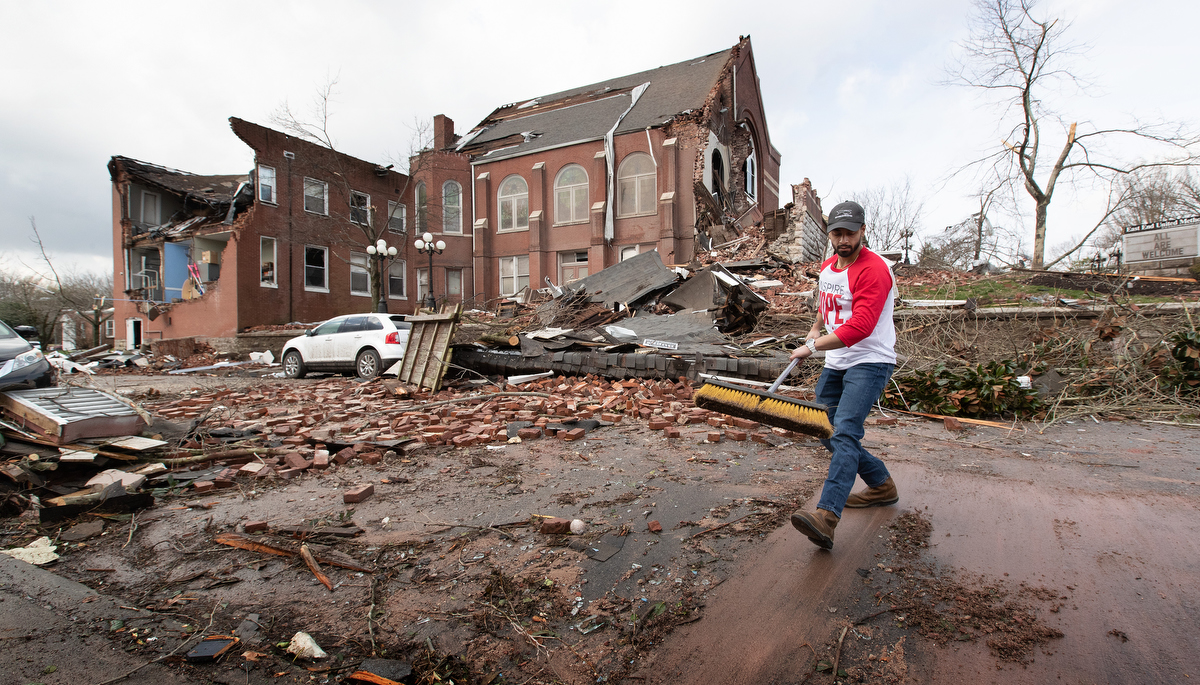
top-left (365, 238), bottom-right (398, 313)
top-left (413, 232), bottom-right (446, 311)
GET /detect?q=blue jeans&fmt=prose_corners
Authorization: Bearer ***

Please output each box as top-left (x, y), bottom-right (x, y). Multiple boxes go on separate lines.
top-left (814, 363), bottom-right (895, 517)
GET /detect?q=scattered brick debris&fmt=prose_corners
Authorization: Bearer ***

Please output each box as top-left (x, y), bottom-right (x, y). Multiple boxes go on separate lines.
top-left (343, 485), bottom-right (374, 504)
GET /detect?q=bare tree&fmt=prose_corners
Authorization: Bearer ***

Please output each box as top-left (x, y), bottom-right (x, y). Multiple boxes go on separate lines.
top-left (0, 219), bottom-right (113, 347)
top-left (58, 272), bottom-right (114, 347)
top-left (271, 81), bottom-right (435, 312)
top-left (0, 271), bottom-right (58, 347)
top-left (851, 177), bottom-right (925, 258)
top-left (950, 0), bottom-right (1199, 269)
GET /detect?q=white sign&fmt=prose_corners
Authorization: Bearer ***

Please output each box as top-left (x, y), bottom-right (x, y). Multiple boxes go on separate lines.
top-left (1124, 225), bottom-right (1199, 263)
top-left (642, 338), bottom-right (679, 350)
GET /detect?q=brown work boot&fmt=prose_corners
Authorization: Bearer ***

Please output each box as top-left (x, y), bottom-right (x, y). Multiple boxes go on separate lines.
top-left (790, 509), bottom-right (839, 549)
top-left (844, 477), bottom-right (899, 508)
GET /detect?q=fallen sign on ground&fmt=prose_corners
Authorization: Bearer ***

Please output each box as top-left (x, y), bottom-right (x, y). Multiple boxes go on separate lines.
top-left (0, 386), bottom-right (146, 444)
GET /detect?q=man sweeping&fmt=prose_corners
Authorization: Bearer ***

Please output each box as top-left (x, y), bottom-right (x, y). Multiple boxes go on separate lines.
top-left (788, 200), bottom-right (899, 550)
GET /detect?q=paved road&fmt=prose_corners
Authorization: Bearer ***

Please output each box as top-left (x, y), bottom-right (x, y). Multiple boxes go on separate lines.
top-left (638, 419), bottom-right (1200, 683)
top-left (0, 554), bottom-right (204, 685)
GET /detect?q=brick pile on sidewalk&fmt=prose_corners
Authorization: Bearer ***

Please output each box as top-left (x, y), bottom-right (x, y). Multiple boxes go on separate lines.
top-left (142, 374), bottom-right (806, 480)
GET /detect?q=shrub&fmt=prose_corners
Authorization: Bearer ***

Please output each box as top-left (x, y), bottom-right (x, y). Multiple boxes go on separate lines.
top-left (882, 361), bottom-right (1042, 418)
top-left (1159, 328), bottom-right (1200, 393)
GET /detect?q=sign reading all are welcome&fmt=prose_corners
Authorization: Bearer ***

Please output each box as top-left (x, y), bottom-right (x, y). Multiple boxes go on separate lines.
top-left (1123, 217), bottom-right (1200, 263)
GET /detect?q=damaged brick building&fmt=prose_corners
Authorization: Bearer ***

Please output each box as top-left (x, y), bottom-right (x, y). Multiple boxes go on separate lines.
top-left (417, 36), bottom-right (782, 303)
top-left (108, 36), bottom-right (791, 350)
top-left (109, 118), bottom-right (427, 350)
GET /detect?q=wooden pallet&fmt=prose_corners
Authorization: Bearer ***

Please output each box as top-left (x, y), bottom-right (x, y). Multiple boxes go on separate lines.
top-left (397, 304), bottom-right (462, 391)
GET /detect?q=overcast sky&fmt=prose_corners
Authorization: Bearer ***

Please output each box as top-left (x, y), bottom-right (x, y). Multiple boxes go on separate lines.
top-left (2, 0), bottom-right (1196, 277)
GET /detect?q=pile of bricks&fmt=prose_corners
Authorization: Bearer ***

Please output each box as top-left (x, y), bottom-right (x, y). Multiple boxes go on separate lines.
top-left (188, 443), bottom-right (384, 494)
top-left (145, 373), bottom-right (804, 455)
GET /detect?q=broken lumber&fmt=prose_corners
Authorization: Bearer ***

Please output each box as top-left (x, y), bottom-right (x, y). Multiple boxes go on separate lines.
top-left (884, 408), bottom-right (1012, 429)
top-left (213, 533), bottom-right (371, 572)
top-left (39, 492), bottom-right (154, 524)
top-left (479, 333), bottom-right (520, 347)
top-left (300, 544), bottom-right (334, 591)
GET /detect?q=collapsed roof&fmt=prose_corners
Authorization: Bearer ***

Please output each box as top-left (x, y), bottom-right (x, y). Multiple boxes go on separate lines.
top-left (456, 46), bottom-right (735, 161)
top-left (108, 156), bottom-right (251, 236)
top-left (108, 156), bottom-right (247, 207)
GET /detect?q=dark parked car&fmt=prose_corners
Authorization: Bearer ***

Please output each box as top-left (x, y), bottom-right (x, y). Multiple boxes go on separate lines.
top-left (0, 321), bottom-right (53, 390)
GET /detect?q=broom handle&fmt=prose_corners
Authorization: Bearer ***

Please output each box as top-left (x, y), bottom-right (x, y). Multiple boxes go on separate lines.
top-left (767, 358), bottom-right (801, 394)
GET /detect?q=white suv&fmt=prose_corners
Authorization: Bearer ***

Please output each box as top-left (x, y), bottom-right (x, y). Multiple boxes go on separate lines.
top-left (281, 313), bottom-right (411, 379)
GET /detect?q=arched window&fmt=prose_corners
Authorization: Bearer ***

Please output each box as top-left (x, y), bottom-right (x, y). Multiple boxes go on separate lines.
top-left (743, 140), bottom-right (757, 201)
top-left (617, 153), bottom-right (656, 217)
top-left (414, 182), bottom-right (427, 231)
top-left (711, 149), bottom-right (725, 205)
top-left (442, 180), bottom-right (462, 234)
top-left (498, 175), bottom-right (529, 231)
top-left (554, 165), bottom-right (589, 224)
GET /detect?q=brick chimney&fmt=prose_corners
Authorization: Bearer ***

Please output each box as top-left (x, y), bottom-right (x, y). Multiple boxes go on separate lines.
top-left (433, 114), bottom-right (455, 150)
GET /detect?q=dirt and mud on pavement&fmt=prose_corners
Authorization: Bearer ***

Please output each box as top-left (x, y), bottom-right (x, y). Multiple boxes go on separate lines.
top-left (2, 370), bottom-right (1199, 685)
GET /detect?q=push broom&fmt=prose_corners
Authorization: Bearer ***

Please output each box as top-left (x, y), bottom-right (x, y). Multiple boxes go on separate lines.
top-left (693, 358), bottom-right (834, 439)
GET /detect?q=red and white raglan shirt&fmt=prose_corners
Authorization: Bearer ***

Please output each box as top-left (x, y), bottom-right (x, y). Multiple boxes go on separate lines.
top-left (817, 248), bottom-right (898, 370)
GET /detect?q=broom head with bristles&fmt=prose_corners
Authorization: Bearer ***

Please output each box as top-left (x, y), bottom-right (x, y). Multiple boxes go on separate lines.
top-left (693, 379), bottom-right (833, 439)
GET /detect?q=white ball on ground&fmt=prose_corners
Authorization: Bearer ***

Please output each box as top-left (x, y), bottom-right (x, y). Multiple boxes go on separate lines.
top-left (570, 519), bottom-right (586, 534)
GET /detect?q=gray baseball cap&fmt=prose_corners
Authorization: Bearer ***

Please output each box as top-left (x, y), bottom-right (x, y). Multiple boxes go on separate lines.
top-left (827, 201), bottom-right (865, 232)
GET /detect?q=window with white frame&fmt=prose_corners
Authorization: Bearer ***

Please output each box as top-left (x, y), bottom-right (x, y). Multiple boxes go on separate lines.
top-left (260, 237), bottom-right (277, 287)
top-left (742, 142), bottom-right (757, 201)
top-left (388, 201), bottom-right (406, 233)
top-left (498, 176), bottom-right (529, 231)
top-left (443, 181), bottom-right (462, 234)
top-left (498, 255), bottom-right (529, 295)
top-left (388, 260), bottom-right (407, 299)
top-left (617, 153), bottom-right (656, 217)
top-left (350, 252), bottom-right (370, 296)
top-left (414, 182), bottom-right (427, 231)
top-left (104, 319), bottom-right (115, 338)
top-left (350, 191), bottom-right (370, 226)
top-left (304, 246), bottom-right (328, 291)
top-left (416, 268), bottom-right (430, 302)
top-left (446, 268), bottom-right (462, 296)
top-left (620, 245), bottom-right (640, 262)
top-left (258, 165), bottom-right (276, 204)
top-left (303, 178), bottom-right (328, 215)
top-left (559, 250), bottom-right (589, 284)
top-left (141, 191), bottom-right (160, 226)
top-left (554, 165), bottom-right (589, 224)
